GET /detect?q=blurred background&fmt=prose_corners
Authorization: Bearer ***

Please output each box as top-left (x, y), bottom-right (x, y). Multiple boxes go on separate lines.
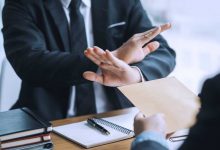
top-left (0, 0), bottom-right (219, 111)
top-left (141, 0), bottom-right (220, 93)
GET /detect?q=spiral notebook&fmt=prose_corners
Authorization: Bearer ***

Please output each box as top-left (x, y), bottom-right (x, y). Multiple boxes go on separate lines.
top-left (53, 108), bottom-right (138, 148)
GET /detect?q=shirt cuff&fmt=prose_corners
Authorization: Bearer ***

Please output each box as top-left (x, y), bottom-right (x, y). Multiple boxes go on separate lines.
top-left (131, 66), bottom-right (145, 82)
top-left (132, 131), bottom-right (169, 149)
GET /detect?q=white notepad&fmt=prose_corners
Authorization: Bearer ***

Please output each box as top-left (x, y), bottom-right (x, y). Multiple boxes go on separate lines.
top-left (53, 108), bottom-right (139, 148)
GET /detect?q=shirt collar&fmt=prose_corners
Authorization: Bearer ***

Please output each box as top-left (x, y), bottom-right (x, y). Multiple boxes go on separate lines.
top-left (60, 0), bottom-right (91, 9)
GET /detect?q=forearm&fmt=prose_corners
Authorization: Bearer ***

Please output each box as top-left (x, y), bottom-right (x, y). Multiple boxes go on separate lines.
top-left (5, 45), bottom-right (95, 87)
top-left (3, 26), bottom-right (95, 87)
top-left (134, 44), bottom-right (176, 80)
top-left (3, 0), bottom-right (97, 87)
top-left (127, 0), bottom-right (176, 80)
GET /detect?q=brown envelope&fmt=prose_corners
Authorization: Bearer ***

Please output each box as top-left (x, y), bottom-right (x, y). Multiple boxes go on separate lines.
top-left (118, 77), bottom-right (200, 133)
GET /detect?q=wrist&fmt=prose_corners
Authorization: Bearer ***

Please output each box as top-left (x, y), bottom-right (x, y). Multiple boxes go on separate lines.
top-left (142, 129), bottom-right (166, 138)
top-left (131, 67), bottom-right (142, 84)
top-left (111, 50), bottom-right (119, 58)
top-left (131, 66), bottom-right (145, 82)
top-left (132, 131), bottom-right (168, 150)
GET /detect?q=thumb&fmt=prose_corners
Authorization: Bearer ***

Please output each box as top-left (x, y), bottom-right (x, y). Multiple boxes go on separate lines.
top-left (83, 71), bottom-right (104, 84)
top-left (143, 41), bottom-right (160, 55)
top-left (134, 112), bottom-right (146, 121)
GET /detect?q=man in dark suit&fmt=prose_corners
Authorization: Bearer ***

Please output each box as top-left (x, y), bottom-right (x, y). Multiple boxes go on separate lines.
top-left (132, 74), bottom-right (220, 150)
top-left (2, 0), bottom-right (175, 121)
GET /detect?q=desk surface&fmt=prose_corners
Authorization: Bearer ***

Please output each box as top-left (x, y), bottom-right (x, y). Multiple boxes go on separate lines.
top-left (51, 108), bottom-right (136, 150)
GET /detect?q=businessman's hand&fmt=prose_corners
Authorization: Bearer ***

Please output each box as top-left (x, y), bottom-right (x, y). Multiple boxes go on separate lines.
top-left (134, 112), bottom-right (166, 137)
top-left (83, 50), bottom-right (142, 87)
top-left (114, 23), bottom-right (171, 64)
top-left (85, 23), bottom-right (171, 65)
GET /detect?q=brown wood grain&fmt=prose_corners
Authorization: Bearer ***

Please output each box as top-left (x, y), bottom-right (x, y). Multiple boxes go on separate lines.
top-left (51, 108), bottom-right (136, 150)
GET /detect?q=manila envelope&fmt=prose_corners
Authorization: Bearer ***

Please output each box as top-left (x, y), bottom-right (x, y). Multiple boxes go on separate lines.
top-left (118, 77), bottom-right (200, 133)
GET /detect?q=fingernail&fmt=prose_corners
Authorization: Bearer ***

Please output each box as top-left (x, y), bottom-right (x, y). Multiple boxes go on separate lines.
top-left (153, 41), bottom-right (160, 48)
top-left (166, 23), bottom-right (172, 28)
top-left (156, 41), bottom-right (160, 46)
top-left (153, 27), bottom-right (161, 33)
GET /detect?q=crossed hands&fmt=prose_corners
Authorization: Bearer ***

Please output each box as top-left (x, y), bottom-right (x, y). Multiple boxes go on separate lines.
top-left (83, 23), bottom-right (171, 87)
top-left (83, 24), bottom-right (172, 137)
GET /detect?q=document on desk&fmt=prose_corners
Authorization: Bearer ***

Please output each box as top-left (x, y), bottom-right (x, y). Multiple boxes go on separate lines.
top-left (118, 77), bottom-right (200, 133)
top-left (53, 108), bottom-right (139, 148)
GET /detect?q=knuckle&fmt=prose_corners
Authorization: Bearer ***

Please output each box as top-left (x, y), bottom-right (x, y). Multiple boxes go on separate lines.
top-left (131, 34), bottom-right (138, 39)
top-left (130, 38), bottom-right (137, 44)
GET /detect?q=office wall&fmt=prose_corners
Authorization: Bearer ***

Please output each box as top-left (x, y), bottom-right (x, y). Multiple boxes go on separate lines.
top-left (141, 0), bottom-right (220, 93)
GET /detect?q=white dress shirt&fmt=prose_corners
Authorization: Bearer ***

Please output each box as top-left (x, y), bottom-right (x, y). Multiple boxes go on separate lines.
top-left (60, 0), bottom-right (114, 116)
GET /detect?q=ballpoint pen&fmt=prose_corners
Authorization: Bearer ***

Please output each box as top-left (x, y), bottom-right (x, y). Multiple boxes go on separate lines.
top-left (87, 118), bottom-right (110, 135)
top-left (169, 135), bottom-right (188, 142)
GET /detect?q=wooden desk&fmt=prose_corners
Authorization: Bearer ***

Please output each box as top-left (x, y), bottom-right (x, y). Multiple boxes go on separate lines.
top-left (51, 108), bottom-right (136, 150)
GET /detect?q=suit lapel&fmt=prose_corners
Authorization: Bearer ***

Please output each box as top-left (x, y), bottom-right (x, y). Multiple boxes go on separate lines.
top-left (91, 0), bottom-right (108, 50)
top-left (44, 0), bottom-right (70, 51)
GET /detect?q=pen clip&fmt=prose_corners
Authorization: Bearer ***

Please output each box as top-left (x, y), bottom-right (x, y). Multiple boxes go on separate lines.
top-left (169, 135), bottom-right (188, 142)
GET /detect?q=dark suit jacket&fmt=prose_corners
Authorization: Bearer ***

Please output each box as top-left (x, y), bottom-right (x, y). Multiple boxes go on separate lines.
top-left (2, 0), bottom-right (176, 121)
top-left (132, 74), bottom-right (220, 150)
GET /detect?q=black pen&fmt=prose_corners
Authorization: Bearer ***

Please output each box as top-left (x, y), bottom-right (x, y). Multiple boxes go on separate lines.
top-left (87, 118), bottom-right (110, 135)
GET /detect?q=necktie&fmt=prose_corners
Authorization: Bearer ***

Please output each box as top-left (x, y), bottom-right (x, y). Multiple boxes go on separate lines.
top-left (69, 0), bottom-right (96, 116)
